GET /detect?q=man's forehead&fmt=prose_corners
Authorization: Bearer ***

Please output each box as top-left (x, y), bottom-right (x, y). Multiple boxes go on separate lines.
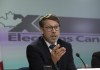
top-left (44, 20), bottom-right (59, 25)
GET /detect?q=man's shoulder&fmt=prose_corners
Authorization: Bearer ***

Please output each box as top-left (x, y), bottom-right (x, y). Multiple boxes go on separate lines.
top-left (28, 36), bottom-right (42, 46)
top-left (58, 38), bottom-right (71, 47)
top-left (93, 51), bottom-right (100, 57)
top-left (58, 38), bottom-right (71, 44)
top-left (27, 36), bottom-right (44, 50)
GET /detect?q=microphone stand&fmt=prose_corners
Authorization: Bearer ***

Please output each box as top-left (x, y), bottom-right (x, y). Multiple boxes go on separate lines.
top-left (76, 53), bottom-right (87, 68)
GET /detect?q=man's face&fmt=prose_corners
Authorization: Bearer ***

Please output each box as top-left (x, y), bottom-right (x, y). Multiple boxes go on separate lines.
top-left (41, 19), bottom-right (60, 44)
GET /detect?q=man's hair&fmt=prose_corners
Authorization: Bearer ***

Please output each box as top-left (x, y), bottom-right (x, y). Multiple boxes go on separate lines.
top-left (39, 14), bottom-right (60, 27)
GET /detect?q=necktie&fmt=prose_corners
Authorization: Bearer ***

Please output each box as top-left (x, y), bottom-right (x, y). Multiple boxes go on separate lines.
top-left (49, 45), bottom-right (60, 70)
top-left (49, 45), bottom-right (56, 50)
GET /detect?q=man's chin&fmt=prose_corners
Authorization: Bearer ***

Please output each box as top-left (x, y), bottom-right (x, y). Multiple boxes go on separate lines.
top-left (51, 39), bottom-right (57, 43)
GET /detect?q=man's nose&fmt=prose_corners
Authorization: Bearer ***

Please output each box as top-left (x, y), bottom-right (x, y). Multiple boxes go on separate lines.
top-left (52, 28), bottom-right (56, 32)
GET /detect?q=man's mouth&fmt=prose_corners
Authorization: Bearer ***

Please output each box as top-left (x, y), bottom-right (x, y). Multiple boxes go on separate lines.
top-left (51, 35), bottom-right (56, 37)
top-left (51, 35), bottom-right (57, 39)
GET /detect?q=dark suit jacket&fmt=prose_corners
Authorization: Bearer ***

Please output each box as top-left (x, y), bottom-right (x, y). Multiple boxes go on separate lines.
top-left (26, 36), bottom-right (76, 70)
top-left (91, 51), bottom-right (100, 68)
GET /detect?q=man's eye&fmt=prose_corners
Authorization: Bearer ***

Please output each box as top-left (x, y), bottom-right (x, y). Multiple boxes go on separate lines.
top-left (54, 26), bottom-right (58, 28)
top-left (49, 27), bottom-right (52, 28)
top-left (46, 27), bottom-right (52, 29)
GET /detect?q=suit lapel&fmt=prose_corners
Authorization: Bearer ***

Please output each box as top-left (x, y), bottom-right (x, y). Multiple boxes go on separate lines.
top-left (39, 37), bottom-right (52, 62)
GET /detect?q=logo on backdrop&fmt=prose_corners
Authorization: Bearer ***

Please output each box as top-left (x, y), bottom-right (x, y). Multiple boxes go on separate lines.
top-left (0, 11), bottom-right (100, 42)
top-left (0, 11), bottom-right (40, 32)
top-left (0, 11), bottom-right (41, 42)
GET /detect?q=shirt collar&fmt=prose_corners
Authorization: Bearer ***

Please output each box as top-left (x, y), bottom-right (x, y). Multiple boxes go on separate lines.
top-left (44, 40), bottom-right (57, 52)
top-left (45, 40), bottom-right (57, 48)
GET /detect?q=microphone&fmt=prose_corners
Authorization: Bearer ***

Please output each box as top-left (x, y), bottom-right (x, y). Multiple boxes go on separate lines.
top-left (76, 53), bottom-right (87, 68)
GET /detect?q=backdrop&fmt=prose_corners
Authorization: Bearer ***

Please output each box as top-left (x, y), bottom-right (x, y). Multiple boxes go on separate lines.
top-left (0, 0), bottom-right (100, 69)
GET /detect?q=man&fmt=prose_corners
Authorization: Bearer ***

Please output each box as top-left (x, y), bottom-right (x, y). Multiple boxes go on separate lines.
top-left (26, 14), bottom-right (76, 70)
top-left (91, 51), bottom-right (100, 68)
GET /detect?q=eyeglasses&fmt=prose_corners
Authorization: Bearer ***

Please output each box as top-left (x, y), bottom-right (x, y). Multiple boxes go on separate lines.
top-left (44, 26), bottom-right (60, 31)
